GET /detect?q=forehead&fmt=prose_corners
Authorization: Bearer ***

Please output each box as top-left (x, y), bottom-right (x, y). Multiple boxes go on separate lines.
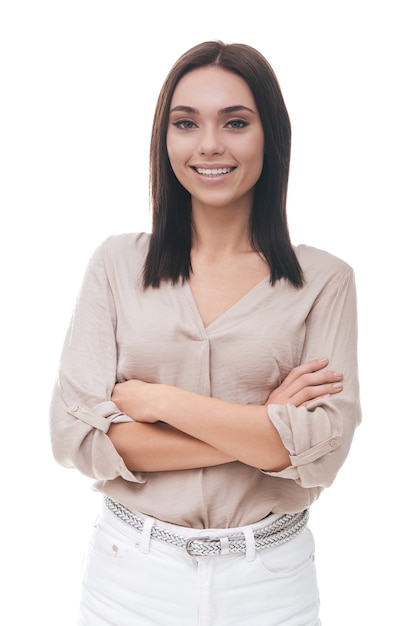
top-left (170, 66), bottom-right (256, 108)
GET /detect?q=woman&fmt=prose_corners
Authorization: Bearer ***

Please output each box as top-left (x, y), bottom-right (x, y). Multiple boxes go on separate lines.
top-left (50, 41), bottom-right (361, 626)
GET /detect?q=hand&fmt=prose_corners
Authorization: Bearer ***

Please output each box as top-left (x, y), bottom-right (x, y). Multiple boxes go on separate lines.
top-left (111, 379), bottom-right (161, 422)
top-left (266, 358), bottom-right (343, 408)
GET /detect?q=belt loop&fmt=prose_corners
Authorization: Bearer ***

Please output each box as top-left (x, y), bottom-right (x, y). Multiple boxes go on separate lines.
top-left (220, 536), bottom-right (230, 555)
top-left (105, 498), bottom-right (309, 558)
top-left (138, 517), bottom-right (154, 554)
top-left (243, 526), bottom-right (256, 562)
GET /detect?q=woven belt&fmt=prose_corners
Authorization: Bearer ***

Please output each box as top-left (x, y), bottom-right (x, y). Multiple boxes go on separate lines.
top-left (104, 496), bottom-right (309, 557)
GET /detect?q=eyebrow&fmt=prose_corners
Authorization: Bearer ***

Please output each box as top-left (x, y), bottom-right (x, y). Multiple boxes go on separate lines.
top-left (169, 105), bottom-right (256, 115)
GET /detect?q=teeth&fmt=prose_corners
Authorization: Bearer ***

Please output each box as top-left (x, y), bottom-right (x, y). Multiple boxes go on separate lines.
top-left (196, 167), bottom-right (232, 176)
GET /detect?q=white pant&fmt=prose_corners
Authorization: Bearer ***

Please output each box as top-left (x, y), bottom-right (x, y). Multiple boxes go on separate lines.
top-left (78, 504), bottom-right (321, 625)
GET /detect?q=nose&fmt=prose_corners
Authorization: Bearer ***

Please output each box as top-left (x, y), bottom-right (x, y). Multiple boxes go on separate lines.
top-left (198, 125), bottom-right (224, 156)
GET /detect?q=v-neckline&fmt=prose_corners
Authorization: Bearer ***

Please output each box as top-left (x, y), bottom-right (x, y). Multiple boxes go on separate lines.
top-left (183, 273), bottom-right (271, 331)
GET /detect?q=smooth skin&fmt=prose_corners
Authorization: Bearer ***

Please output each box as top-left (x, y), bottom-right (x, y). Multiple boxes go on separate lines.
top-left (108, 67), bottom-right (343, 473)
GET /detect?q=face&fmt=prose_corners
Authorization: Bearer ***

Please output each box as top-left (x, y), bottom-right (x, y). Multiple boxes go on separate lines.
top-left (166, 66), bottom-right (264, 214)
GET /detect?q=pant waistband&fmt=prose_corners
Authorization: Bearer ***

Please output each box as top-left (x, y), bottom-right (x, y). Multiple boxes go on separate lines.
top-left (104, 496), bottom-right (309, 558)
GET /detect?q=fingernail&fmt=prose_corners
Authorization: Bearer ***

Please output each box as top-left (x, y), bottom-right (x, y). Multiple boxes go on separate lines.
top-left (333, 382), bottom-right (343, 389)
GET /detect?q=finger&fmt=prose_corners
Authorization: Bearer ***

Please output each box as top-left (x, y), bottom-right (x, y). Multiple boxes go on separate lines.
top-left (293, 381), bottom-right (343, 407)
top-left (281, 370), bottom-right (343, 400)
top-left (280, 358), bottom-right (330, 388)
top-left (299, 369), bottom-right (343, 387)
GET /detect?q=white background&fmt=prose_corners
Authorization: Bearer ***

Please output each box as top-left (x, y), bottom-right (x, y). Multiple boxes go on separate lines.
top-left (1, 1), bottom-right (417, 624)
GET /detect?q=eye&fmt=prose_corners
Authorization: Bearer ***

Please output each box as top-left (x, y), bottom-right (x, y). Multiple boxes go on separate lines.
top-left (225, 119), bottom-right (249, 130)
top-left (172, 119), bottom-right (197, 130)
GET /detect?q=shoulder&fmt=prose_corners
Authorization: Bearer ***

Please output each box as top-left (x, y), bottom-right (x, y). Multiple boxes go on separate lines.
top-left (86, 233), bottom-right (151, 282)
top-left (294, 244), bottom-right (355, 292)
top-left (99, 232), bottom-right (150, 257)
top-left (93, 232), bottom-right (150, 266)
top-left (296, 244), bottom-right (353, 276)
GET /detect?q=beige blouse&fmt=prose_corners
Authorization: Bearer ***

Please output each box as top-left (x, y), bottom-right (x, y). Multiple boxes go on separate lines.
top-left (49, 233), bottom-right (361, 529)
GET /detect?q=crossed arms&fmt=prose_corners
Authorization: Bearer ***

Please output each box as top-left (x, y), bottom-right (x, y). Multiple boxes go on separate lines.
top-left (108, 358), bottom-right (343, 473)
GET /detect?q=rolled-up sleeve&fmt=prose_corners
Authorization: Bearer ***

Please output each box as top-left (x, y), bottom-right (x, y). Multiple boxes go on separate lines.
top-left (49, 242), bottom-right (145, 484)
top-left (264, 266), bottom-right (361, 488)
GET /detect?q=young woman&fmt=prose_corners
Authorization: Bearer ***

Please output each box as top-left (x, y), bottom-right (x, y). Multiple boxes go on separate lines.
top-left (50, 41), bottom-right (361, 626)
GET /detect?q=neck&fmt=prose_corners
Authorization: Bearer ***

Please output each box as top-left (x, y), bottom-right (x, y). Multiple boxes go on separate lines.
top-left (191, 203), bottom-right (253, 256)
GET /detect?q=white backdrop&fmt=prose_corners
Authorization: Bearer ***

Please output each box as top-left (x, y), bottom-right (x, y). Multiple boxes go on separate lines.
top-left (1, 1), bottom-right (416, 624)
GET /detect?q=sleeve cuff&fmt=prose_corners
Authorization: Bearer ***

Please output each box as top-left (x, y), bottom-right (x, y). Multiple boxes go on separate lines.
top-left (66, 400), bottom-right (127, 432)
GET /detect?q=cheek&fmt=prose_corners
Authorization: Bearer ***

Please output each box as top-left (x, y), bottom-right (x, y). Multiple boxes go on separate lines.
top-left (166, 136), bottom-right (189, 172)
top-left (254, 140), bottom-right (265, 180)
top-left (166, 130), bottom-right (178, 163)
top-left (166, 143), bottom-right (191, 190)
top-left (166, 147), bottom-right (180, 179)
top-left (239, 133), bottom-right (264, 167)
top-left (166, 136), bottom-right (175, 168)
top-left (245, 143), bottom-right (264, 182)
top-left (254, 135), bottom-right (265, 166)
top-left (167, 157), bottom-right (186, 185)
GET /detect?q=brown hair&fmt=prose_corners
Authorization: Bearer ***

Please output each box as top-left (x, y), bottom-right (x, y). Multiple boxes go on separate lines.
top-left (143, 41), bottom-right (303, 288)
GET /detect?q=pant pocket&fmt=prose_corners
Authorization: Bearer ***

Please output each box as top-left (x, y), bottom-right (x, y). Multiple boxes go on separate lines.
top-left (256, 527), bottom-right (316, 577)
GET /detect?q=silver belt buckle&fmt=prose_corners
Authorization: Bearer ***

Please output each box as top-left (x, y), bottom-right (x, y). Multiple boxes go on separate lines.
top-left (185, 535), bottom-right (215, 557)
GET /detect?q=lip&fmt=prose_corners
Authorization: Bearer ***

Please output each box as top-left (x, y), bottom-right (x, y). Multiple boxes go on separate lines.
top-left (191, 164), bottom-right (236, 169)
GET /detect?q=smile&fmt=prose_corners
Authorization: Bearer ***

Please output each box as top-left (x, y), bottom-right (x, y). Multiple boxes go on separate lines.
top-left (195, 167), bottom-right (234, 176)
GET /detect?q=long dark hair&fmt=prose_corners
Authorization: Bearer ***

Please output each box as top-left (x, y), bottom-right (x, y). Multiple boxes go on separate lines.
top-left (143, 41), bottom-right (303, 288)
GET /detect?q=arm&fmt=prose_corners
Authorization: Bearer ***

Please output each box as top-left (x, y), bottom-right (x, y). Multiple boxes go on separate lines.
top-left (50, 238), bottom-right (337, 476)
top-left (111, 359), bottom-right (343, 472)
top-left (265, 264), bottom-right (361, 488)
top-left (49, 238), bottom-right (145, 483)
top-left (132, 386), bottom-right (288, 472)
top-left (111, 260), bottom-right (360, 484)
top-left (108, 422), bottom-right (235, 471)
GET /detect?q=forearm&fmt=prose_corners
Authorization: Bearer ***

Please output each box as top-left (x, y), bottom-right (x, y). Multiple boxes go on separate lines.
top-left (111, 360), bottom-right (342, 473)
top-left (154, 387), bottom-right (291, 472)
top-left (107, 421), bottom-right (235, 472)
